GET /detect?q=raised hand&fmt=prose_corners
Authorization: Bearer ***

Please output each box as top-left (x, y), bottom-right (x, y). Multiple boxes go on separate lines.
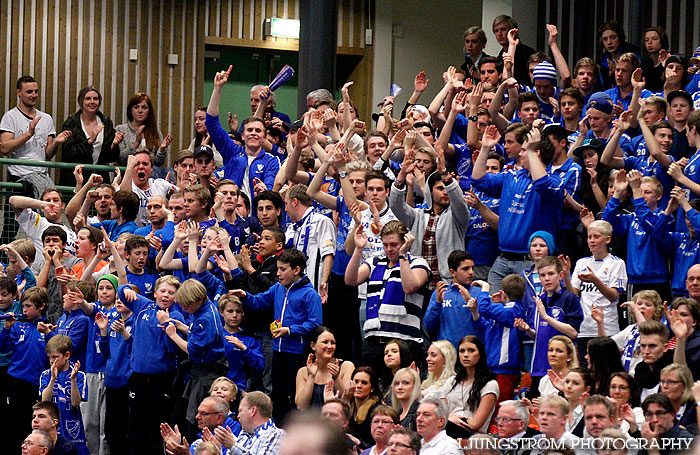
top-left (436, 281), bottom-right (447, 303)
top-left (514, 318), bottom-right (530, 332)
top-left (214, 65), bottom-right (233, 89)
top-left (55, 130), bottom-right (72, 144)
top-left (591, 304), bottom-right (604, 324)
top-left (507, 28), bottom-right (520, 46)
top-left (69, 361), bottom-right (81, 380)
top-left (353, 222), bottom-right (368, 250)
top-left (73, 165), bottom-right (85, 187)
top-left (481, 125), bottom-right (501, 149)
top-left (28, 116), bottom-right (42, 136)
top-left (227, 112), bottom-right (238, 131)
top-left (88, 125), bottom-right (105, 144)
top-left (452, 90), bottom-right (468, 113)
top-left (546, 24), bottom-right (559, 47)
top-left (398, 233), bottom-right (415, 255)
top-left (631, 68), bottom-right (646, 90)
top-left (414, 71), bottom-right (429, 92)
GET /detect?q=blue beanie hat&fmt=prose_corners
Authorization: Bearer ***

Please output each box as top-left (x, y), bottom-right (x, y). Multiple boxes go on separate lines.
top-left (528, 231), bottom-right (556, 256)
top-left (532, 61), bottom-right (557, 82)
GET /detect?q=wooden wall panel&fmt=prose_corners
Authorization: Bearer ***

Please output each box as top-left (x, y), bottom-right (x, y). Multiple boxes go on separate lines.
top-left (0, 0), bottom-right (206, 166)
top-left (0, 0), bottom-right (366, 167)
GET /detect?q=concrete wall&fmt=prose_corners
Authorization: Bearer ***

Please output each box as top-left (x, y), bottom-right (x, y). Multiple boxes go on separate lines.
top-left (371, 0), bottom-right (483, 110)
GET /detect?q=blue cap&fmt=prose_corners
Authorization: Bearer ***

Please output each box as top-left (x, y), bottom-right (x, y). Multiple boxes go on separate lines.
top-left (529, 231), bottom-right (555, 256)
top-left (586, 92), bottom-right (613, 115)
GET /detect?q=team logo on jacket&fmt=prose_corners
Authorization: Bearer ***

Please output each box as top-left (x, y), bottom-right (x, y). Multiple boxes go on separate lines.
top-left (257, 164), bottom-right (264, 171)
top-left (66, 419), bottom-right (82, 439)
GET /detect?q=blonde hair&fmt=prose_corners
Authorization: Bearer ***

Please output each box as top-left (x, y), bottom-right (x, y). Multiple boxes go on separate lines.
top-left (539, 394), bottom-right (570, 416)
top-left (391, 367), bottom-right (422, 413)
top-left (46, 335), bottom-right (72, 355)
top-left (414, 146), bottom-right (437, 167)
top-left (9, 238), bottom-right (35, 262)
top-left (175, 279), bottom-right (207, 307)
top-left (549, 335), bottom-right (579, 369)
top-left (631, 290), bottom-right (664, 322)
top-left (209, 377), bottom-right (238, 402)
top-left (641, 176), bottom-right (663, 197)
top-left (588, 220), bottom-right (613, 237)
top-left (155, 275), bottom-right (181, 292)
top-left (421, 340), bottom-right (457, 392)
top-left (194, 441), bottom-right (222, 455)
top-left (660, 363), bottom-right (694, 403)
top-left (217, 294), bottom-right (243, 313)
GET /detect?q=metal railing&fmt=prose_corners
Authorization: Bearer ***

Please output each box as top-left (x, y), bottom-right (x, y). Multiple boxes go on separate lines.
top-left (0, 159), bottom-right (127, 246)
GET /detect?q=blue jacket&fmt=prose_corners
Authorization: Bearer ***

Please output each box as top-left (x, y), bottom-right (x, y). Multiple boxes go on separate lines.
top-left (473, 291), bottom-right (525, 374)
top-left (242, 276), bottom-right (322, 354)
top-left (529, 289), bottom-right (583, 376)
top-left (424, 284), bottom-right (478, 350)
top-left (52, 309), bottom-right (91, 369)
top-left (547, 158), bottom-right (582, 231)
top-left (223, 329), bottom-right (264, 391)
top-left (0, 300), bottom-right (21, 368)
top-left (472, 170), bottom-right (565, 253)
top-left (84, 303), bottom-right (118, 373)
top-left (603, 196), bottom-right (669, 283)
top-left (187, 300), bottom-right (226, 364)
top-left (205, 113), bottom-right (280, 193)
top-left (0, 317), bottom-right (49, 385)
top-left (99, 313), bottom-right (134, 388)
top-left (652, 211), bottom-right (700, 294)
top-left (91, 219), bottom-right (138, 241)
top-left (118, 285), bottom-right (185, 374)
top-left (464, 190), bottom-right (500, 266)
top-left (218, 217), bottom-right (263, 254)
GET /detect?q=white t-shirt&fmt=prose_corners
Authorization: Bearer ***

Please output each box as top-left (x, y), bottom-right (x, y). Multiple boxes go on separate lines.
top-left (130, 179), bottom-right (178, 227)
top-left (285, 207), bottom-right (336, 291)
top-left (571, 254), bottom-right (628, 337)
top-left (348, 203), bottom-right (398, 299)
top-left (437, 378), bottom-right (499, 433)
top-left (0, 107), bottom-right (56, 176)
top-left (17, 209), bottom-right (77, 273)
top-left (241, 154), bottom-right (256, 199)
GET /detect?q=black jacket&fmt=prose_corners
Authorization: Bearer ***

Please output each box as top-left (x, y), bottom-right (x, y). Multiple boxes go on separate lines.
top-left (59, 110), bottom-right (117, 186)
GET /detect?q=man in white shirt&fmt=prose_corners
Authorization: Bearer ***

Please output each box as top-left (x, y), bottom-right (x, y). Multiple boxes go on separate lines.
top-left (531, 395), bottom-right (579, 455)
top-left (0, 76), bottom-right (71, 177)
top-left (121, 149), bottom-right (177, 227)
top-left (415, 397), bottom-right (460, 455)
top-left (284, 184), bottom-right (335, 301)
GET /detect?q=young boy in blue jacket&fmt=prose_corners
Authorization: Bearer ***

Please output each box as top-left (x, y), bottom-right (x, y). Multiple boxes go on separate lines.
top-left (124, 236), bottom-right (159, 299)
top-left (468, 274), bottom-right (526, 402)
top-left (424, 250), bottom-right (478, 350)
top-left (118, 276), bottom-right (185, 455)
top-left (0, 286), bottom-right (49, 453)
top-left (515, 256), bottom-right (582, 396)
top-left (40, 335), bottom-right (89, 455)
top-left (97, 294), bottom-right (134, 455)
top-left (0, 277), bottom-right (20, 452)
top-left (164, 279), bottom-right (227, 430)
top-left (232, 247), bottom-right (323, 422)
top-left (652, 188), bottom-right (700, 298)
top-left (218, 294), bottom-right (264, 391)
top-left (41, 281), bottom-right (92, 370)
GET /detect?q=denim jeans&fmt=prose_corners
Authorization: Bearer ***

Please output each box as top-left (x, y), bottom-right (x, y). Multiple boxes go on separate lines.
top-left (487, 256), bottom-right (533, 293)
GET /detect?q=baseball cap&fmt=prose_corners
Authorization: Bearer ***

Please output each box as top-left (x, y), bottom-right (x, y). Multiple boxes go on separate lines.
top-left (194, 145), bottom-right (214, 160)
top-left (542, 123), bottom-right (572, 139)
top-left (667, 90), bottom-right (693, 106)
top-left (586, 92), bottom-right (613, 115)
top-left (572, 138), bottom-right (606, 159)
top-left (690, 46), bottom-right (700, 65)
top-left (664, 54), bottom-right (689, 71)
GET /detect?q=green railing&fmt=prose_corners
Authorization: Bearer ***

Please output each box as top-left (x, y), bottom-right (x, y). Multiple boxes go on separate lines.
top-left (0, 159), bottom-right (127, 246)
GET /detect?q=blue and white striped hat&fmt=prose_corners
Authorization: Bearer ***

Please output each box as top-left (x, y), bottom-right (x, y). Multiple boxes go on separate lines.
top-left (532, 61), bottom-right (557, 82)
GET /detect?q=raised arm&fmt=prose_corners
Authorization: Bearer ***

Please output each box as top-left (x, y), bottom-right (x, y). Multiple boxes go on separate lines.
top-left (546, 25), bottom-right (572, 88)
top-left (601, 111), bottom-right (633, 168)
top-left (207, 65), bottom-right (232, 118)
top-left (471, 125), bottom-right (501, 181)
top-left (638, 103), bottom-right (672, 168)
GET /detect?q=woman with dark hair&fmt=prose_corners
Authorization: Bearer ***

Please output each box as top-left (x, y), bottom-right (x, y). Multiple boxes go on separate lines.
top-left (60, 86), bottom-right (124, 186)
top-left (115, 92), bottom-right (171, 166)
top-left (597, 20), bottom-right (641, 89)
top-left (609, 371), bottom-right (644, 433)
top-left (585, 337), bottom-right (624, 395)
top-left (641, 27), bottom-right (670, 92)
top-left (379, 339), bottom-right (413, 402)
top-left (438, 335), bottom-right (498, 438)
top-left (348, 366), bottom-right (383, 448)
top-left (70, 226), bottom-right (107, 281)
top-left (561, 368), bottom-right (593, 436)
top-left (295, 326), bottom-right (354, 410)
top-left (188, 107), bottom-right (223, 167)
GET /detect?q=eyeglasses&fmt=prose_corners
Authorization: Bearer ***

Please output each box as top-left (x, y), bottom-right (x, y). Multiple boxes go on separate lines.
top-left (495, 417), bottom-right (523, 423)
top-left (22, 440), bottom-right (46, 448)
top-left (644, 410), bottom-right (671, 419)
top-left (387, 442), bottom-right (412, 449)
top-left (660, 380), bottom-right (682, 386)
top-left (197, 411), bottom-right (222, 417)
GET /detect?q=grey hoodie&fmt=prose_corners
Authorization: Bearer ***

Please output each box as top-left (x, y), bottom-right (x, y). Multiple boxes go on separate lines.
top-left (389, 177), bottom-right (470, 281)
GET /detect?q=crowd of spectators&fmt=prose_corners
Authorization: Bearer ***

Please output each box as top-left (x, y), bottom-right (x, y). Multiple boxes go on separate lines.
top-left (1, 13), bottom-right (700, 455)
